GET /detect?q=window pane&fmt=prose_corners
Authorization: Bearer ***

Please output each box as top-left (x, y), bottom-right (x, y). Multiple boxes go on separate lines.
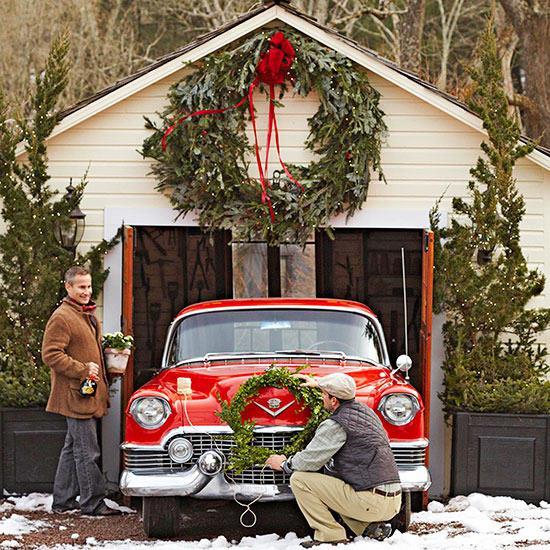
top-left (232, 243), bottom-right (268, 298)
top-left (280, 244), bottom-right (315, 297)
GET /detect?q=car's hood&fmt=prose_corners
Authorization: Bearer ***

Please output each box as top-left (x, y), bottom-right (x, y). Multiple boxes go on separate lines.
top-left (131, 360), bottom-right (401, 421)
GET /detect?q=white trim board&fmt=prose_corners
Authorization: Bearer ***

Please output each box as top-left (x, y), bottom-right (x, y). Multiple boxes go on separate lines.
top-left (103, 206), bottom-right (434, 241)
top-left (15, 4), bottom-right (550, 171)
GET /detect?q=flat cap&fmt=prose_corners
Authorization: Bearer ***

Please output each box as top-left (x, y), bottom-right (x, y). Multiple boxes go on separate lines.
top-left (317, 373), bottom-right (356, 400)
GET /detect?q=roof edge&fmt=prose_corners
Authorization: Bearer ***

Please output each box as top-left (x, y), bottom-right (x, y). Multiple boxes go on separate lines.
top-left (15, 2), bottom-right (550, 171)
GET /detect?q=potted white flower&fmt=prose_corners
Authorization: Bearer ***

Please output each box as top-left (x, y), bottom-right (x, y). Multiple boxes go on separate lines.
top-left (102, 332), bottom-right (134, 375)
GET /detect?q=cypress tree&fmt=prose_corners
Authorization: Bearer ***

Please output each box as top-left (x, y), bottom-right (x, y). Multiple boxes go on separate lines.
top-left (0, 34), bottom-right (119, 407)
top-left (432, 18), bottom-right (550, 415)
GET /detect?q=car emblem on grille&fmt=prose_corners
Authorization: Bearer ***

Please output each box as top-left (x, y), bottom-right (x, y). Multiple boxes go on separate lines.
top-left (253, 398), bottom-right (295, 417)
top-left (267, 398), bottom-right (282, 409)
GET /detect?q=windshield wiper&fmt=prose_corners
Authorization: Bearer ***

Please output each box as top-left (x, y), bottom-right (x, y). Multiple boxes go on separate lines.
top-left (275, 349), bottom-right (347, 358)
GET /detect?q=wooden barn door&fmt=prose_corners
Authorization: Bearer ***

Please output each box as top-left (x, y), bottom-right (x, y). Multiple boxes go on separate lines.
top-left (130, 227), bottom-right (232, 390)
top-left (316, 229), bottom-right (429, 395)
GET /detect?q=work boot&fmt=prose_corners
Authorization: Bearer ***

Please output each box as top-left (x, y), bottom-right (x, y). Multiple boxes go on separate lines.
top-left (364, 522), bottom-right (392, 541)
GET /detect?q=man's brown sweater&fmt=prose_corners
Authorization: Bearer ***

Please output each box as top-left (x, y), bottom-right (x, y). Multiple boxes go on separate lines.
top-left (42, 298), bottom-right (109, 419)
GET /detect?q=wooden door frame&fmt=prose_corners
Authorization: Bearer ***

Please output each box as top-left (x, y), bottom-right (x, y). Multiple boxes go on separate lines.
top-left (121, 226), bottom-right (135, 435)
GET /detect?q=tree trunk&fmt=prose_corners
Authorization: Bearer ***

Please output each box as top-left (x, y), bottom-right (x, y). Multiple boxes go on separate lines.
top-left (495, 6), bottom-right (520, 121)
top-left (398, 0), bottom-right (425, 73)
top-left (499, 0), bottom-right (550, 146)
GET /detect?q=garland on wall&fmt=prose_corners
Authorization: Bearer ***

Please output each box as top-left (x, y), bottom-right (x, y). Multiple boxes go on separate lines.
top-left (216, 367), bottom-right (328, 473)
top-left (143, 28), bottom-right (387, 245)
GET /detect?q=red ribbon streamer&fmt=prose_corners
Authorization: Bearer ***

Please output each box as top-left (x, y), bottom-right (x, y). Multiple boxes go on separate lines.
top-left (161, 31), bottom-right (302, 222)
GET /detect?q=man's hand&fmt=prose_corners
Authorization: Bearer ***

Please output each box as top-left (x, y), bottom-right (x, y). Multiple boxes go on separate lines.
top-left (294, 373), bottom-right (318, 388)
top-left (265, 454), bottom-right (287, 471)
top-left (86, 362), bottom-right (100, 379)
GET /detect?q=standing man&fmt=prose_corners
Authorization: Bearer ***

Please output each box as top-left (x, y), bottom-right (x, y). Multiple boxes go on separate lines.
top-left (266, 372), bottom-right (401, 546)
top-left (42, 266), bottom-right (120, 516)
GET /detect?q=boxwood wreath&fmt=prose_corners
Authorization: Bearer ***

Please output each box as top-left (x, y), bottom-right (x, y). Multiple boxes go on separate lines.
top-left (216, 367), bottom-right (329, 473)
top-left (142, 29), bottom-right (387, 245)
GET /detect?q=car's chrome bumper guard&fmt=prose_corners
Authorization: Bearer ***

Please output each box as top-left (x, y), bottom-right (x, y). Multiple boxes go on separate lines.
top-left (120, 467), bottom-right (295, 501)
top-left (120, 446), bottom-right (431, 499)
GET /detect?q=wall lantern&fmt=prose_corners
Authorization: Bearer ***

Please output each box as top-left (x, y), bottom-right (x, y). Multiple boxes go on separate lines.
top-left (53, 178), bottom-right (86, 254)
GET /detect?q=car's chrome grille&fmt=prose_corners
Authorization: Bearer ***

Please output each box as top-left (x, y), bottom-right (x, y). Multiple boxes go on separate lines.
top-left (124, 432), bottom-right (427, 481)
top-left (226, 466), bottom-right (290, 485)
top-left (391, 445), bottom-right (427, 470)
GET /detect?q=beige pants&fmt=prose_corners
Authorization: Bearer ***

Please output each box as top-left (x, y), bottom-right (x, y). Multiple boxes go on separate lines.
top-left (290, 472), bottom-right (401, 542)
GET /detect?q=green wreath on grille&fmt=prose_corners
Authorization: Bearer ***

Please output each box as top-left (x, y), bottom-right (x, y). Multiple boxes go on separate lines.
top-left (216, 367), bottom-right (329, 473)
top-left (142, 29), bottom-right (387, 246)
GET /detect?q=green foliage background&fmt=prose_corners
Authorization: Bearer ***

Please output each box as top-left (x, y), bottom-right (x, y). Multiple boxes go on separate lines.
top-left (0, 35), bottom-right (120, 408)
top-left (431, 20), bottom-right (550, 415)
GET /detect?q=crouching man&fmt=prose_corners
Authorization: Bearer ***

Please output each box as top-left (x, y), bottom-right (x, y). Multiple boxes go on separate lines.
top-left (266, 372), bottom-right (401, 546)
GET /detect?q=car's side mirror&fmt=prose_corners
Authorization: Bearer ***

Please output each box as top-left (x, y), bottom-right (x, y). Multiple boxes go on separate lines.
top-left (395, 354), bottom-right (413, 379)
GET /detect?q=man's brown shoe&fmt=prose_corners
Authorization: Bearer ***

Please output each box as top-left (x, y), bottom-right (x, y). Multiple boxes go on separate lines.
top-left (300, 540), bottom-right (348, 548)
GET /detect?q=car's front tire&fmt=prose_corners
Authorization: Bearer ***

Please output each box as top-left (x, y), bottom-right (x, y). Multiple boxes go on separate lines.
top-left (142, 496), bottom-right (180, 538)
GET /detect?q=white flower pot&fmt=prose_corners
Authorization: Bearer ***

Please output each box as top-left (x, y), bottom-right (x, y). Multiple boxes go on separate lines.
top-left (104, 347), bottom-right (131, 375)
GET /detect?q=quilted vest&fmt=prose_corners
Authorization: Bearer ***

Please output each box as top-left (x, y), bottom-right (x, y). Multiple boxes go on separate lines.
top-left (325, 400), bottom-right (400, 491)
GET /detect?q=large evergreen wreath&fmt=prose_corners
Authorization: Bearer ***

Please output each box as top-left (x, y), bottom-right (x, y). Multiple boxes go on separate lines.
top-left (143, 29), bottom-right (387, 245)
top-left (216, 367), bottom-right (328, 473)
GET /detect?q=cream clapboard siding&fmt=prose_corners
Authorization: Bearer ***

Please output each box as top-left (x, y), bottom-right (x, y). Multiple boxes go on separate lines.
top-left (40, 67), bottom-right (548, 321)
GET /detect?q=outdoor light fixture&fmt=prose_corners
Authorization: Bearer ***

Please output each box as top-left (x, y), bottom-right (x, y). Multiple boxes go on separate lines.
top-left (53, 178), bottom-right (86, 254)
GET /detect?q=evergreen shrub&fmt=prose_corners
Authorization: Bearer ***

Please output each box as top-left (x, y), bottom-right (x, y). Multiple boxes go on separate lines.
top-left (432, 19), bottom-right (550, 415)
top-left (0, 34), bottom-right (119, 408)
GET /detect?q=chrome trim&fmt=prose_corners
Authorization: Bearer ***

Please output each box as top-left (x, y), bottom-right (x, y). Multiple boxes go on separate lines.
top-left (120, 450), bottom-right (223, 497)
top-left (122, 430), bottom-right (430, 495)
top-left (120, 465), bottom-right (431, 498)
top-left (161, 305), bottom-right (391, 369)
top-left (120, 469), bottom-right (294, 501)
top-left (399, 466), bottom-right (431, 491)
top-left (120, 466), bottom-right (212, 497)
top-left (252, 399), bottom-right (295, 417)
top-left (122, 432), bottom-right (427, 453)
top-left (121, 425), bottom-right (305, 453)
top-left (389, 439), bottom-right (429, 449)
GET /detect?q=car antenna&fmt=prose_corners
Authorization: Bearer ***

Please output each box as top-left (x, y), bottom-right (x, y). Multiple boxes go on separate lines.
top-left (401, 247), bottom-right (409, 379)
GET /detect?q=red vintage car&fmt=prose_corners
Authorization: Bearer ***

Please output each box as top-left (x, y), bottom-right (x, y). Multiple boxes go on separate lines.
top-left (120, 298), bottom-right (430, 538)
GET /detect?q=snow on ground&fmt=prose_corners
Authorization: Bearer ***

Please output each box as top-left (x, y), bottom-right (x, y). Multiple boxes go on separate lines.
top-left (1, 493), bottom-right (549, 549)
top-left (0, 513), bottom-right (49, 536)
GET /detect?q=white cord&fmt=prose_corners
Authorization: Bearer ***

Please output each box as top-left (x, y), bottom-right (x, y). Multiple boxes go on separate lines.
top-left (182, 394), bottom-right (265, 528)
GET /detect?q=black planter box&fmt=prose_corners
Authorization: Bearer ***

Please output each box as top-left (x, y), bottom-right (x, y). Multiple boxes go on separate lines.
top-left (0, 408), bottom-right (67, 494)
top-left (452, 412), bottom-right (550, 503)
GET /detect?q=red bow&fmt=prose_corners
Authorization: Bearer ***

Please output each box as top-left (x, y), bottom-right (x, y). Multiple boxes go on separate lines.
top-left (256, 31), bottom-right (295, 85)
top-left (161, 32), bottom-right (302, 223)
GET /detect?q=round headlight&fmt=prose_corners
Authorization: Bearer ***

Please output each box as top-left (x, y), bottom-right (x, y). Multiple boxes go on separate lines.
top-left (378, 393), bottom-right (420, 426)
top-left (167, 437), bottom-right (194, 463)
top-left (130, 397), bottom-right (171, 429)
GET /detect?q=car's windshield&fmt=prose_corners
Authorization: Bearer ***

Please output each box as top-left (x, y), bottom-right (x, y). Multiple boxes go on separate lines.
top-left (167, 308), bottom-right (386, 366)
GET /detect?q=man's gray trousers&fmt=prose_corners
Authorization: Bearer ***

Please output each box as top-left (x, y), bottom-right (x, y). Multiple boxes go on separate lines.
top-left (52, 417), bottom-right (106, 514)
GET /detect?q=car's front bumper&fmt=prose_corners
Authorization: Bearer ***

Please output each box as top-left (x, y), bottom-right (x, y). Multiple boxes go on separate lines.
top-left (120, 465), bottom-right (430, 501)
top-left (120, 444), bottom-right (431, 500)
